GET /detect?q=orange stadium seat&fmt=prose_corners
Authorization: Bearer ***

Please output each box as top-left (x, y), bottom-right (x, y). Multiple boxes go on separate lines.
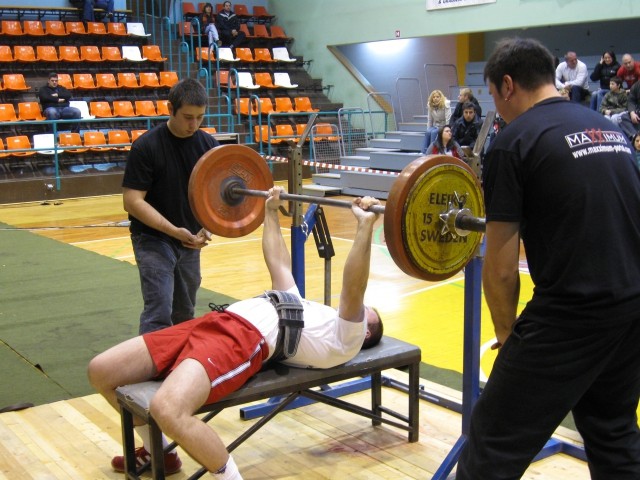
top-left (134, 100), bottom-right (158, 116)
top-left (156, 99), bottom-right (170, 116)
top-left (275, 124), bottom-right (297, 142)
top-left (142, 45), bottom-right (167, 62)
top-left (254, 72), bottom-right (279, 89)
top-left (5, 136), bottom-right (36, 156)
top-left (45, 21), bottom-right (69, 36)
top-left (178, 21), bottom-right (195, 37)
top-left (59, 46), bottom-right (82, 62)
top-left (36, 46), bottom-right (60, 62)
top-left (13, 45), bottom-right (37, 62)
top-left (254, 48), bottom-right (274, 63)
top-left (83, 131), bottom-right (111, 151)
top-left (58, 132), bottom-right (88, 153)
top-left (90, 101), bottom-right (114, 118)
top-left (275, 97), bottom-right (295, 113)
top-left (101, 46), bottom-right (123, 62)
top-left (254, 124), bottom-right (281, 144)
top-left (252, 24), bottom-right (269, 38)
top-left (139, 72), bottom-right (161, 88)
top-left (235, 48), bottom-right (256, 63)
top-left (256, 97), bottom-right (275, 115)
top-left (159, 71), bottom-right (179, 88)
top-left (296, 124), bottom-right (310, 142)
top-left (313, 123), bottom-right (340, 142)
top-left (233, 3), bottom-right (250, 19)
top-left (196, 47), bottom-right (214, 63)
top-left (73, 73), bottom-right (98, 90)
top-left (23, 21), bottom-right (46, 36)
top-left (200, 126), bottom-right (217, 134)
top-left (0, 45), bottom-right (15, 62)
top-left (182, 1), bottom-right (198, 19)
top-left (235, 97), bottom-right (257, 116)
top-left (107, 130), bottom-right (131, 151)
top-left (0, 104), bottom-right (19, 122)
top-left (18, 102), bottom-right (45, 121)
top-left (294, 97), bottom-right (319, 112)
top-left (96, 73), bottom-right (119, 89)
top-left (80, 46), bottom-right (104, 62)
top-left (86, 22), bottom-right (107, 35)
top-left (0, 138), bottom-right (9, 158)
top-left (130, 129), bottom-right (147, 143)
top-left (239, 23), bottom-right (254, 39)
top-left (270, 26), bottom-right (290, 41)
top-left (253, 6), bottom-right (274, 21)
top-left (3, 74), bottom-right (31, 91)
top-left (113, 100), bottom-right (136, 117)
top-left (65, 22), bottom-right (87, 35)
top-left (107, 22), bottom-right (127, 36)
top-left (1, 21), bottom-right (24, 36)
top-left (57, 74), bottom-right (74, 90)
top-left (117, 72), bottom-right (141, 89)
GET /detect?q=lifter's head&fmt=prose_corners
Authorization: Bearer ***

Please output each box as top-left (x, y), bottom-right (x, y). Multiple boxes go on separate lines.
top-left (362, 306), bottom-right (383, 349)
top-left (167, 78), bottom-right (208, 138)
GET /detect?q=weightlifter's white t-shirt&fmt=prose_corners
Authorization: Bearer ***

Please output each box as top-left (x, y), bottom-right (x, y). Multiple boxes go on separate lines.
top-left (226, 286), bottom-right (366, 369)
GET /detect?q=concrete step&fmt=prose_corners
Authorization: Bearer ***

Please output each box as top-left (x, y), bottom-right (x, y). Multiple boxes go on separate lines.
top-left (340, 170), bottom-right (396, 195)
top-left (399, 132), bottom-right (425, 152)
top-left (340, 155), bottom-right (370, 167)
top-left (302, 183), bottom-right (342, 197)
top-left (368, 138), bottom-right (402, 149)
top-left (398, 122), bottom-right (429, 133)
top-left (341, 187), bottom-right (390, 200)
top-left (369, 151), bottom-right (423, 171)
top-left (354, 146), bottom-right (401, 154)
top-left (311, 172), bottom-right (341, 188)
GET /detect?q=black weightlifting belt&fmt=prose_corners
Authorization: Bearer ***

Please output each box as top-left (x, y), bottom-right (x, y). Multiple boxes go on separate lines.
top-left (263, 290), bottom-right (304, 362)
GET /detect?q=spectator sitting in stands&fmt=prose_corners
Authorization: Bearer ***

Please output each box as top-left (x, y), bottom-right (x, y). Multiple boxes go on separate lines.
top-left (450, 87), bottom-right (482, 125)
top-left (589, 50), bottom-right (620, 112)
top-left (555, 51), bottom-right (590, 103)
top-left (617, 80), bottom-right (640, 139)
top-left (77, 0), bottom-right (114, 22)
top-left (216, 1), bottom-right (246, 49)
top-left (600, 76), bottom-right (628, 123)
top-left (424, 125), bottom-right (463, 159)
top-left (616, 54), bottom-right (640, 90)
top-left (37, 72), bottom-right (81, 133)
top-left (632, 133), bottom-right (640, 170)
top-left (200, 3), bottom-right (221, 49)
top-left (451, 102), bottom-right (482, 149)
top-left (421, 89), bottom-right (451, 153)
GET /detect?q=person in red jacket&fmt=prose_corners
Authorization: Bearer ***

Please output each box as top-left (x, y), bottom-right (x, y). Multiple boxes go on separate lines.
top-left (616, 53), bottom-right (640, 90)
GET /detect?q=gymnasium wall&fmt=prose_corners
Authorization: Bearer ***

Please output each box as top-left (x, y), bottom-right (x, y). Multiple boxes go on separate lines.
top-left (269, 0), bottom-right (640, 111)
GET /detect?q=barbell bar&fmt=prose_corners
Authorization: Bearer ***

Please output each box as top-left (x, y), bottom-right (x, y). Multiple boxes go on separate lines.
top-left (188, 144), bottom-right (486, 282)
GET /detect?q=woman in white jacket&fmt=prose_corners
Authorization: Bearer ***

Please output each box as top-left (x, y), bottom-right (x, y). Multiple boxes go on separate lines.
top-left (421, 90), bottom-right (451, 154)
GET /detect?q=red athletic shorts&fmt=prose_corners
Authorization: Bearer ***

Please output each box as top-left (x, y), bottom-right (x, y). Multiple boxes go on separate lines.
top-left (143, 311), bottom-right (269, 405)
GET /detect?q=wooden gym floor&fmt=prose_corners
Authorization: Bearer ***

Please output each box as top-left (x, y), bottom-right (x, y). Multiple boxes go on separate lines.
top-left (0, 191), bottom-right (589, 479)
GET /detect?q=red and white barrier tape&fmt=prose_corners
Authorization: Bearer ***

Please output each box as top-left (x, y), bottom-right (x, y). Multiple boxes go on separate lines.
top-left (263, 155), bottom-right (400, 176)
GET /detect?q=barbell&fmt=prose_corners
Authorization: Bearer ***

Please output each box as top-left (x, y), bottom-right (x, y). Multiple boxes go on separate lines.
top-left (188, 144), bottom-right (486, 282)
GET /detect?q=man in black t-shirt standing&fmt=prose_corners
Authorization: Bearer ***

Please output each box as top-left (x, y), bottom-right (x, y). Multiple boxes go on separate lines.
top-left (456, 38), bottom-right (640, 479)
top-left (122, 78), bottom-right (218, 335)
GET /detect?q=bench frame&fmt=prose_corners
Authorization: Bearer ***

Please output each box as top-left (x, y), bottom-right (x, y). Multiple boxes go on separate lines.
top-left (116, 336), bottom-right (421, 480)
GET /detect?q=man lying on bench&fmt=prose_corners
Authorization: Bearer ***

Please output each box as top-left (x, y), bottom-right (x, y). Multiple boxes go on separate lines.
top-left (87, 186), bottom-right (384, 479)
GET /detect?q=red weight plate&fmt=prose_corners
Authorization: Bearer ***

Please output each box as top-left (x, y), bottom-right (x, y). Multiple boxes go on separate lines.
top-left (188, 144), bottom-right (274, 237)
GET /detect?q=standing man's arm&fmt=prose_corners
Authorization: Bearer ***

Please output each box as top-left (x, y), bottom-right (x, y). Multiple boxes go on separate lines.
top-left (123, 188), bottom-right (208, 248)
top-left (338, 197), bottom-right (380, 322)
top-left (262, 186), bottom-right (295, 291)
top-left (483, 221), bottom-right (521, 346)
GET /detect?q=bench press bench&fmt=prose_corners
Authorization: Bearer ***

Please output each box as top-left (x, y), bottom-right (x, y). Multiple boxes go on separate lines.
top-left (116, 336), bottom-right (421, 480)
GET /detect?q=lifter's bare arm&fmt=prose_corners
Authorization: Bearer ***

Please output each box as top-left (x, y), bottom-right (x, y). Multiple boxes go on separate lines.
top-left (338, 196), bottom-right (381, 322)
top-left (123, 188), bottom-right (210, 249)
top-left (263, 186), bottom-right (295, 291)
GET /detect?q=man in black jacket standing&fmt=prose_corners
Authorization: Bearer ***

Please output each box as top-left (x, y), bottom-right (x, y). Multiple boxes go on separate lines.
top-left (216, 1), bottom-right (246, 49)
top-left (37, 72), bottom-right (81, 133)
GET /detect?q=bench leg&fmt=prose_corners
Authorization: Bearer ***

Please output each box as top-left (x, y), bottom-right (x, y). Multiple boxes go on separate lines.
top-left (371, 372), bottom-right (382, 427)
top-left (408, 361), bottom-right (420, 442)
top-left (119, 404), bottom-right (139, 480)
top-left (148, 416), bottom-right (166, 480)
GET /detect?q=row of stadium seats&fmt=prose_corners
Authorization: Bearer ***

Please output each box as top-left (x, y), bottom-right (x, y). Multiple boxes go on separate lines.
top-left (0, 44), bottom-right (165, 63)
top-left (235, 96), bottom-right (319, 116)
top-left (195, 46), bottom-right (296, 64)
top-left (0, 20), bottom-right (149, 37)
top-left (0, 71), bottom-right (178, 92)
